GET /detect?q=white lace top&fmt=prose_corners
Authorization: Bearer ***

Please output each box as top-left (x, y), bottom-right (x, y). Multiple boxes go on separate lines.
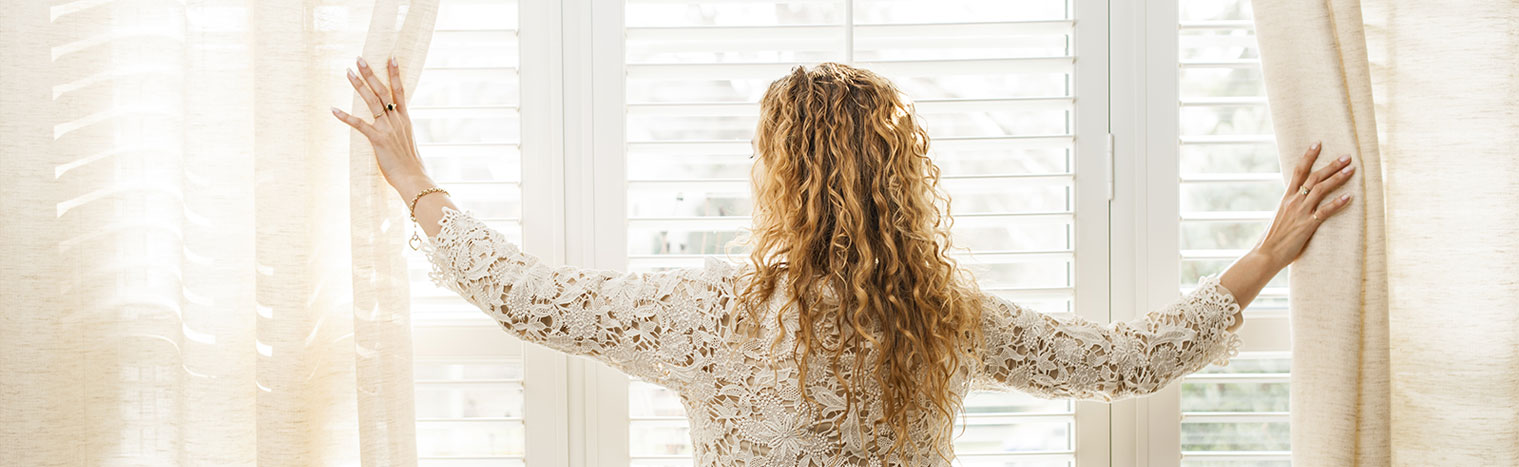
top-left (423, 207), bottom-right (1244, 466)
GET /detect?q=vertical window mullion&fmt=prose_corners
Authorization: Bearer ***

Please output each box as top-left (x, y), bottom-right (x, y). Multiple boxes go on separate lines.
top-left (521, 0), bottom-right (572, 465)
top-left (1071, 0), bottom-right (1113, 464)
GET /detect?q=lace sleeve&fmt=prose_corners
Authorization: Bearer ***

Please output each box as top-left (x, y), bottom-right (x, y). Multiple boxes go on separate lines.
top-left (973, 274), bottom-right (1244, 402)
top-left (420, 206), bottom-right (737, 390)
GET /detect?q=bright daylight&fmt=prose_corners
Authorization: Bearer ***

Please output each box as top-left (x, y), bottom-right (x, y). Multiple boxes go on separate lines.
top-left (1, 0), bottom-right (1513, 466)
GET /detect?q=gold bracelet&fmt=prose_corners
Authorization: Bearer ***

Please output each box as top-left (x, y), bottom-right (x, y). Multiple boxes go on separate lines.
top-left (409, 186), bottom-right (449, 222)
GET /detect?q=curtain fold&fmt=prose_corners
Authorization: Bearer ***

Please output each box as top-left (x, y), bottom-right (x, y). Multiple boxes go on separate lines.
top-left (1252, 1), bottom-right (1519, 464)
top-left (0, 0), bottom-right (439, 465)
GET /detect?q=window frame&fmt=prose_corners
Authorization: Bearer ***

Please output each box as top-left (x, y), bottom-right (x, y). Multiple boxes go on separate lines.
top-left (574, 0), bottom-right (1112, 464)
top-left (411, 0), bottom-right (1294, 464)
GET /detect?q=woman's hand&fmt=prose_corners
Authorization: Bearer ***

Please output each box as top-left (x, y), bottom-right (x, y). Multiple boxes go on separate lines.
top-left (1255, 141), bottom-right (1356, 269)
top-left (330, 55), bottom-right (434, 201)
top-left (1217, 142), bottom-right (1355, 325)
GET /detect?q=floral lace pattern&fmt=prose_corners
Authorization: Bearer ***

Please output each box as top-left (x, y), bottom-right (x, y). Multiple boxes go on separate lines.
top-left (423, 207), bottom-right (1243, 466)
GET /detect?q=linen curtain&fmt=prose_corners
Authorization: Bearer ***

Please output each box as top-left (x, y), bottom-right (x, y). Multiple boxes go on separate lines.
top-left (0, 0), bottom-right (440, 464)
top-left (1251, 1), bottom-right (1518, 464)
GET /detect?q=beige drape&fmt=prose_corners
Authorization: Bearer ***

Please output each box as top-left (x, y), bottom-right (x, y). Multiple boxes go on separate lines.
top-left (0, 1), bottom-right (439, 465)
top-left (1252, 1), bottom-right (1518, 464)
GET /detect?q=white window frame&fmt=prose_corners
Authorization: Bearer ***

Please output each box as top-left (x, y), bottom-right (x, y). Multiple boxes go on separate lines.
top-left (414, 0), bottom-right (1294, 464)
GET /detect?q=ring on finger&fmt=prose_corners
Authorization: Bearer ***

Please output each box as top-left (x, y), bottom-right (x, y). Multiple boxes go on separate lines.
top-left (1299, 185), bottom-right (1311, 196)
top-left (1311, 211), bottom-right (1321, 221)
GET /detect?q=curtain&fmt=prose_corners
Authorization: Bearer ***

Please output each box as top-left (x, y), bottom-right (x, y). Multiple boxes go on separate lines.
top-left (1251, 1), bottom-right (1518, 464)
top-left (0, 0), bottom-right (439, 465)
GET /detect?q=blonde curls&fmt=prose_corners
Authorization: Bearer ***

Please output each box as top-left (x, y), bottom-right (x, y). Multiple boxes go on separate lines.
top-left (734, 62), bottom-right (985, 463)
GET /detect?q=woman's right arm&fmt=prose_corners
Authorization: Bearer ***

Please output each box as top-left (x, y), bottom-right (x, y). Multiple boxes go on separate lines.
top-left (974, 142), bottom-right (1358, 401)
top-left (332, 55), bottom-right (732, 390)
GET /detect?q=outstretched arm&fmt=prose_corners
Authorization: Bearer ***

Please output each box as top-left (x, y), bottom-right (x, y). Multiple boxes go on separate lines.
top-left (419, 205), bottom-right (735, 389)
top-left (974, 275), bottom-right (1243, 402)
top-left (975, 141), bottom-right (1357, 401)
top-left (331, 55), bottom-right (734, 389)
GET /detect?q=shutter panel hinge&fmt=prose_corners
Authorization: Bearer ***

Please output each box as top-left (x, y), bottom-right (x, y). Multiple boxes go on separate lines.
top-left (1105, 132), bottom-right (1115, 202)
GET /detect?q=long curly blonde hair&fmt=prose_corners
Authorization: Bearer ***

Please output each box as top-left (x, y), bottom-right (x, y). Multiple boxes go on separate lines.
top-left (734, 62), bottom-right (986, 463)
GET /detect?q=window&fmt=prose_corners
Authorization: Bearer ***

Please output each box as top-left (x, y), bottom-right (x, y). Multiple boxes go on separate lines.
top-left (407, 0), bottom-right (1293, 464)
top-left (616, 0), bottom-right (1107, 464)
top-left (1174, 0), bottom-right (1291, 464)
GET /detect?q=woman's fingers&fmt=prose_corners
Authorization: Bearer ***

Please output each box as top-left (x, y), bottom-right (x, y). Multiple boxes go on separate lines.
top-left (331, 107), bottom-right (379, 140)
top-left (1313, 193), bottom-right (1354, 222)
top-left (387, 56), bottom-right (408, 115)
top-left (355, 56), bottom-right (393, 109)
top-left (346, 68), bottom-right (386, 120)
top-left (1302, 154), bottom-right (1353, 194)
top-left (1307, 160), bottom-right (1355, 205)
top-left (384, 56), bottom-right (414, 144)
top-left (1289, 142), bottom-right (1322, 191)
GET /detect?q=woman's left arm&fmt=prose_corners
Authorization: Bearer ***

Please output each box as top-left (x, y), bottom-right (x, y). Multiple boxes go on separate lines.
top-left (330, 55), bottom-right (731, 389)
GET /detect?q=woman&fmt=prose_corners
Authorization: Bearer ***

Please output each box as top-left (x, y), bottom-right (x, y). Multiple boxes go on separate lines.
top-left (332, 57), bottom-right (1354, 465)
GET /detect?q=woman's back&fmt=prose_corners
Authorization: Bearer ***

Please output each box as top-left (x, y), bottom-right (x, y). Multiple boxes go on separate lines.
top-left (422, 206), bottom-right (1245, 466)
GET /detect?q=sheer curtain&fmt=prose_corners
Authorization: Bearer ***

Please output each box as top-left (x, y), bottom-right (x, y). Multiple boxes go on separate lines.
top-left (1251, 0), bottom-right (1518, 464)
top-left (0, 0), bottom-right (439, 464)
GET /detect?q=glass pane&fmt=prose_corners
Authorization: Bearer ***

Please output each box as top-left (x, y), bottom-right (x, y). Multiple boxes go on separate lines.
top-left (1182, 462), bottom-right (1290, 467)
top-left (856, 34), bottom-right (1069, 61)
top-left (1181, 382), bottom-right (1289, 412)
top-left (629, 227), bottom-right (747, 256)
top-left (961, 391), bottom-right (1071, 414)
top-left (1180, 143), bottom-right (1280, 174)
top-left (1179, 0), bottom-right (1253, 22)
top-left (413, 68), bottom-right (520, 107)
top-left (1181, 259), bottom-right (1287, 289)
top-left (1180, 105), bottom-right (1273, 136)
top-left (629, 420), bottom-right (694, 457)
top-left (416, 420), bottom-right (526, 457)
top-left (1180, 220), bottom-right (1269, 251)
top-left (961, 259), bottom-right (1072, 290)
top-left (630, 380), bottom-right (688, 418)
top-left (1180, 180), bottom-right (1283, 213)
top-left (627, 2), bottom-right (838, 28)
top-left (1180, 29), bottom-right (1260, 61)
top-left (920, 109), bottom-right (1071, 138)
top-left (894, 73), bottom-right (1069, 100)
top-left (1180, 67), bottom-right (1268, 99)
top-left (412, 109), bottom-right (521, 144)
top-left (855, 0), bottom-right (1068, 23)
top-left (949, 221), bottom-right (1071, 255)
top-left (435, 0), bottom-right (518, 30)
top-left (420, 459), bottom-right (525, 467)
top-left (628, 188), bottom-right (751, 218)
top-left (956, 459), bottom-right (1074, 467)
top-left (1181, 421), bottom-right (1290, 452)
top-left (414, 361), bottom-right (524, 380)
top-left (953, 418), bottom-right (1072, 454)
top-left (421, 145), bottom-right (521, 184)
top-left (427, 31), bottom-right (519, 68)
top-left (415, 382), bottom-right (524, 419)
top-left (934, 148), bottom-right (1071, 177)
